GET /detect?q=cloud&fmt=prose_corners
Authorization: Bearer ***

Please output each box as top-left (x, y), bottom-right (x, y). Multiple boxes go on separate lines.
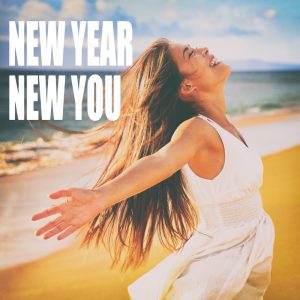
top-left (58, 0), bottom-right (87, 20)
top-left (106, 6), bottom-right (152, 35)
top-left (226, 26), bottom-right (260, 36)
top-left (18, 0), bottom-right (57, 21)
top-left (96, 0), bottom-right (107, 13)
top-left (17, 0), bottom-right (87, 21)
top-left (264, 8), bottom-right (277, 19)
top-left (0, 35), bottom-right (9, 42)
top-left (0, 0), bottom-right (299, 65)
top-left (165, 9), bottom-right (177, 21)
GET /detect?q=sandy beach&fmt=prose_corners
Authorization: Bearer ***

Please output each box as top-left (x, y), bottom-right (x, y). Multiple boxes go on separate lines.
top-left (0, 107), bottom-right (300, 300)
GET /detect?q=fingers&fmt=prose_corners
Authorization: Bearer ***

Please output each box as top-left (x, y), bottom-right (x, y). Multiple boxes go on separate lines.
top-left (35, 215), bottom-right (64, 236)
top-left (32, 205), bottom-right (61, 221)
top-left (32, 188), bottom-right (74, 221)
top-left (57, 225), bottom-right (78, 240)
top-left (49, 189), bottom-right (73, 200)
top-left (43, 222), bottom-right (70, 240)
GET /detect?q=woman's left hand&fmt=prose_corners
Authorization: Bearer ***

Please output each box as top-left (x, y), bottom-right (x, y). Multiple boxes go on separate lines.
top-left (31, 188), bottom-right (105, 240)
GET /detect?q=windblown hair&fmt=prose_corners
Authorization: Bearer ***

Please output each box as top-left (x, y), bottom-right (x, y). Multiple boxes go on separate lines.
top-left (79, 38), bottom-right (200, 272)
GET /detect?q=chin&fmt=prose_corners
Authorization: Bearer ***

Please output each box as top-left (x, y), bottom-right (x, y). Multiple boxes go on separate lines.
top-left (222, 61), bottom-right (232, 71)
top-left (217, 64), bottom-right (231, 83)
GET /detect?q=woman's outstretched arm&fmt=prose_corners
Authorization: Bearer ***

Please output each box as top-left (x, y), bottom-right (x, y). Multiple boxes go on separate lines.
top-left (32, 117), bottom-right (209, 240)
top-left (92, 117), bottom-right (207, 208)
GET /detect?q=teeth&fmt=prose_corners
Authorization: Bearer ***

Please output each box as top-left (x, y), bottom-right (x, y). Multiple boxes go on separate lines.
top-left (210, 58), bottom-right (217, 67)
top-left (209, 57), bottom-right (221, 67)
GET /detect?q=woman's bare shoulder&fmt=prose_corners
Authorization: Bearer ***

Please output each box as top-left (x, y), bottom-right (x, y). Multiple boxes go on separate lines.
top-left (171, 115), bottom-right (213, 143)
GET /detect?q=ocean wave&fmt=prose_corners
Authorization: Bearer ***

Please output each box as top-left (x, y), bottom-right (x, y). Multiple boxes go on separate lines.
top-left (0, 127), bottom-right (111, 177)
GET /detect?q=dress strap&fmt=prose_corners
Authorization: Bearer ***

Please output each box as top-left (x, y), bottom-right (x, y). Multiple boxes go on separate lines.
top-left (183, 113), bottom-right (230, 182)
top-left (196, 113), bottom-right (225, 138)
top-left (197, 114), bottom-right (249, 149)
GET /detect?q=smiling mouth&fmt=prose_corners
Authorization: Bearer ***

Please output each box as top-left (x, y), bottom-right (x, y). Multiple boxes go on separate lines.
top-left (209, 55), bottom-right (222, 67)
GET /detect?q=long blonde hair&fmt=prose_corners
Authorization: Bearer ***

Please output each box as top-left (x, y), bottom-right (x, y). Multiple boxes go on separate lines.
top-left (79, 38), bottom-right (200, 272)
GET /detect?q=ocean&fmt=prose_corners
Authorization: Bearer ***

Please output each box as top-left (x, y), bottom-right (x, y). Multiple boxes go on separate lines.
top-left (0, 69), bottom-right (300, 176)
top-left (1, 69), bottom-right (300, 144)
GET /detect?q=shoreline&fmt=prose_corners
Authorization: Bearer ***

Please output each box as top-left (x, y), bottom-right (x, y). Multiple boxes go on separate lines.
top-left (1, 105), bottom-right (300, 178)
top-left (230, 106), bottom-right (300, 127)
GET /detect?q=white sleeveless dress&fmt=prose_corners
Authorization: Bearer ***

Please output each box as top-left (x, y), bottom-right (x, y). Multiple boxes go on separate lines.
top-left (127, 113), bottom-right (275, 300)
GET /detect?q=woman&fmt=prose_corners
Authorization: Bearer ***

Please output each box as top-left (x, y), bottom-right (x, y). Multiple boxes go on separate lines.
top-left (32, 38), bottom-right (275, 299)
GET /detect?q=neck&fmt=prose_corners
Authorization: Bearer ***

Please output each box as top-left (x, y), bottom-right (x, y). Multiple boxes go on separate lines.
top-left (192, 87), bottom-right (231, 127)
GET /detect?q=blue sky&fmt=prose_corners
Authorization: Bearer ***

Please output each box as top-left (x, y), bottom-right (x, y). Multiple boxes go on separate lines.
top-left (0, 0), bottom-right (300, 69)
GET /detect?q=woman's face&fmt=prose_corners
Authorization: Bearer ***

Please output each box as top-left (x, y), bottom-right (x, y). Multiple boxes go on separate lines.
top-left (168, 42), bottom-right (232, 93)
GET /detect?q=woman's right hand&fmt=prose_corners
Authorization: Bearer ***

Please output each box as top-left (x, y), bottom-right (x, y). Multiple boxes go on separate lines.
top-left (31, 188), bottom-right (106, 241)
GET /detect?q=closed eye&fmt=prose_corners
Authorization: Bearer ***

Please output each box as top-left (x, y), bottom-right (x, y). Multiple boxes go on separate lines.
top-left (188, 50), bottom-right (194, 59)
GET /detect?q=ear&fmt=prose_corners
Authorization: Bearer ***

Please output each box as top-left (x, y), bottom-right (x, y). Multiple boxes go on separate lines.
top-left (178, 82), bottom-right (196, 100)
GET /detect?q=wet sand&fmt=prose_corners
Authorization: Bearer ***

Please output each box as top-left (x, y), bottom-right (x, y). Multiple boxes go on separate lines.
top-left (231, 106), bottom-right (300, 127)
